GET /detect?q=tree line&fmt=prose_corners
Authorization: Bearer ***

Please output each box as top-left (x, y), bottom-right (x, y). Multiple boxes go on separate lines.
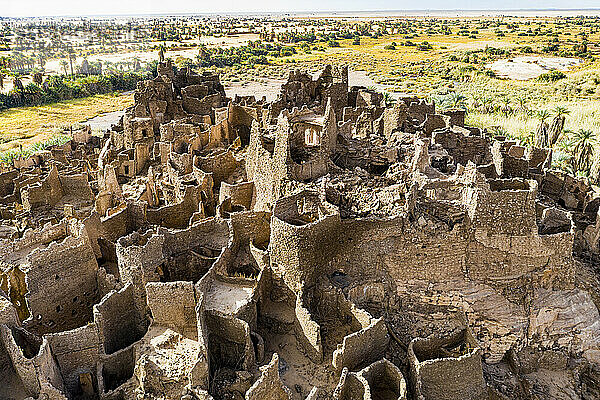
top-left (0, 70), bottom-right (149, 110)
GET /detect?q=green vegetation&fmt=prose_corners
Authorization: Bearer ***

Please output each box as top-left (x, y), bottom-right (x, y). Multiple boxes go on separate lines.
top-left (537, 70), bottom-right (567, 82)
top-left (3, 14), bottom-right (600, 177)
top-left (0, 92), bottom-right (134, 152)
top-left (0, 71), bottom-right (147, 110)
top-left (0, 134), bottom-right (70, 164)
top-left (192, 41), bottom-right (297, 68)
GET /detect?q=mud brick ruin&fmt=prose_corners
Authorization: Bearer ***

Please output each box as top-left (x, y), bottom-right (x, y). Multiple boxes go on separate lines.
top-left (1, 62), bottom-right (600, 400)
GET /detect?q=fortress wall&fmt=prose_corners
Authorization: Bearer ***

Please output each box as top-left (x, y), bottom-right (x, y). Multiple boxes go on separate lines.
top-left (59, 173), bottom-right (93, 201)
top-left (24, 231), bottom-right (99, 335)
top-left (408, 329), bottom-right (487, 400)
top-left (146, 185), bottom-right (199, 229)
top-left (270, 194), bottom-right (341, 292)
top-left (46, 323), bottom-right (100, 398)
top-left (94, 283), bottom-right (148, 355)
top-left (294, 293), bottom-right (323, 363)
top-left (333, 217), bottom-right (468, 284)
top-left (466, 179), bottom-right (537, 236)
top-left (146, 281), bottom-right (198, 340)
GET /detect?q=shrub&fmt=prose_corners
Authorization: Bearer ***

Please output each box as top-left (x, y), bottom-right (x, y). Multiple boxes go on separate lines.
top-left (537, 71), bottom-right (566, 82)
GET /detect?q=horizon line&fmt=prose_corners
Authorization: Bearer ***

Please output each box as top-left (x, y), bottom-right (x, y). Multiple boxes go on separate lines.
top-left (3, 8), bottom-right (600, 19)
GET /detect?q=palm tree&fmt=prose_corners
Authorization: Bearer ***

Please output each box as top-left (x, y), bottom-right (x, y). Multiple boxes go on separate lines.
top-left (67, 48), bottom-right (76, 76)
top-left (13, 76), bottom-right (24, 99)
top-left (548, 106), bottom-right (570, 147)
top-left (572, 129), bottom-right (597, 175)
top-left (37, 53), bottom-right (47, 72)
top-left (535, 110), bottom-right (551, 148)
top-left (447, 92), bottom-right (467, 110)
top-left (158, 44), bottom-right (166, 62)
top-left (499, 97), bottom-right (512, 117)
top-left (516, 96), bottom-right (528, 114)
top-left (383, 92), bottom-right (396, 107)
top-left (60, 60), bottom-right (69, 75)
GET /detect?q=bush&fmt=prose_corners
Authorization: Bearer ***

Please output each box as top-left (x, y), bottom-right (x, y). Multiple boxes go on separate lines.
top-left (521, 46), bottom-right (534, 54)
top-left (417, 41), bottom-right (433, 51)
top-left (537, 70), bottom-right (566, 82)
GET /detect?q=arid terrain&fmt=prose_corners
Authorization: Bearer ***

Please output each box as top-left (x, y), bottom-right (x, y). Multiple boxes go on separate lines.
top-left (1, 11), bottom-right (600, 400)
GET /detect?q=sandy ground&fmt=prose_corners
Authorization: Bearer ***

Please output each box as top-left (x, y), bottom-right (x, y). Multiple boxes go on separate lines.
top-left (488, 56), bottom-right (581, 80)
top-left (223, 69), bottom-right (398, 102)
top-left (84, 110), bottom-right (125, 131)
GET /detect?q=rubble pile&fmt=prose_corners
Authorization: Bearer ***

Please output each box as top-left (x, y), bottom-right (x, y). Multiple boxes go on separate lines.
top-left (1, 62), bottom-right (600, 400)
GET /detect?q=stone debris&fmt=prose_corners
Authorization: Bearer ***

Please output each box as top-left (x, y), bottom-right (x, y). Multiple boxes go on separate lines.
top-left (0, 62), bottom-right (599, 399)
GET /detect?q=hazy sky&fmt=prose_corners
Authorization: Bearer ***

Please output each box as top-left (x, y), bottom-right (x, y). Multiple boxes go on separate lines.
top-left (3, 0), bottom-right (600, 18)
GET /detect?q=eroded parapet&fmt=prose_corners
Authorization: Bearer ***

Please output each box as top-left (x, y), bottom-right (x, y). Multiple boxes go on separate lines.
top-left (116, 228), bottom-right (164, 314)
top-left (0, 324), bottom-right (66, 399)
top-left (357, 359), bottom-right (407, 400)
top-left (97, 345), bottom-right (135, 398)
top-left (94, 283), bottom-right (149, 355)
top-left (146, 183), bottom-right (201, 229)
top-left (159, 217), bottom-right (231, 283)
top-left (20, 165), bottom-right (63, 211)
top-left (332, 367), bottom-right (366, 400)
top-left (491, 140), bottom-right (531, 179)
top-left (270, 190), bottom-right (341, 292)
top-left (408, 328), bottom-right (488, 400)
top-left (199, 239), bottom-right (265, 331)
top-left (463, 178), bottom-right (538, 236)
top-left (332, 312), bottom-right (389, 372)
top-left (246, 103), bottom-right (336, 211)
top-left (146, 281), bottom-right (198, 340)
top-left (46, 323), bottom-right (101, 398)
top-left (205, 309), bottom-right (256, 376)
top-left (0, 324), bottom-right (40, 397)
top-left (293, 283), bottom-right (388, 370)
top-left (0, 219), bottom-right (67, 261)
top-left (245, 353), bottom-right (293, 400)
top-left (432, 126), bottom-right (492, 167)
top-left (294, 291), bottom-right (323, 363)
top-left (219, 181), bottom-right (255, 216)
top-left (116, 219), bottom-right (232, 317)
top-left (22, 222), bottom-right (100, 335)
top-left (334, 359), bottom-right (407, 400)
top-left (461, 175), bottom-right (574, 286)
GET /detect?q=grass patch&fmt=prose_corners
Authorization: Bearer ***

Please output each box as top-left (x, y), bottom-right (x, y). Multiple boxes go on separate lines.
top-left (0, 134), bottom-right (71, 165)
top-left (0, 92), bottom-right (134, 152)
